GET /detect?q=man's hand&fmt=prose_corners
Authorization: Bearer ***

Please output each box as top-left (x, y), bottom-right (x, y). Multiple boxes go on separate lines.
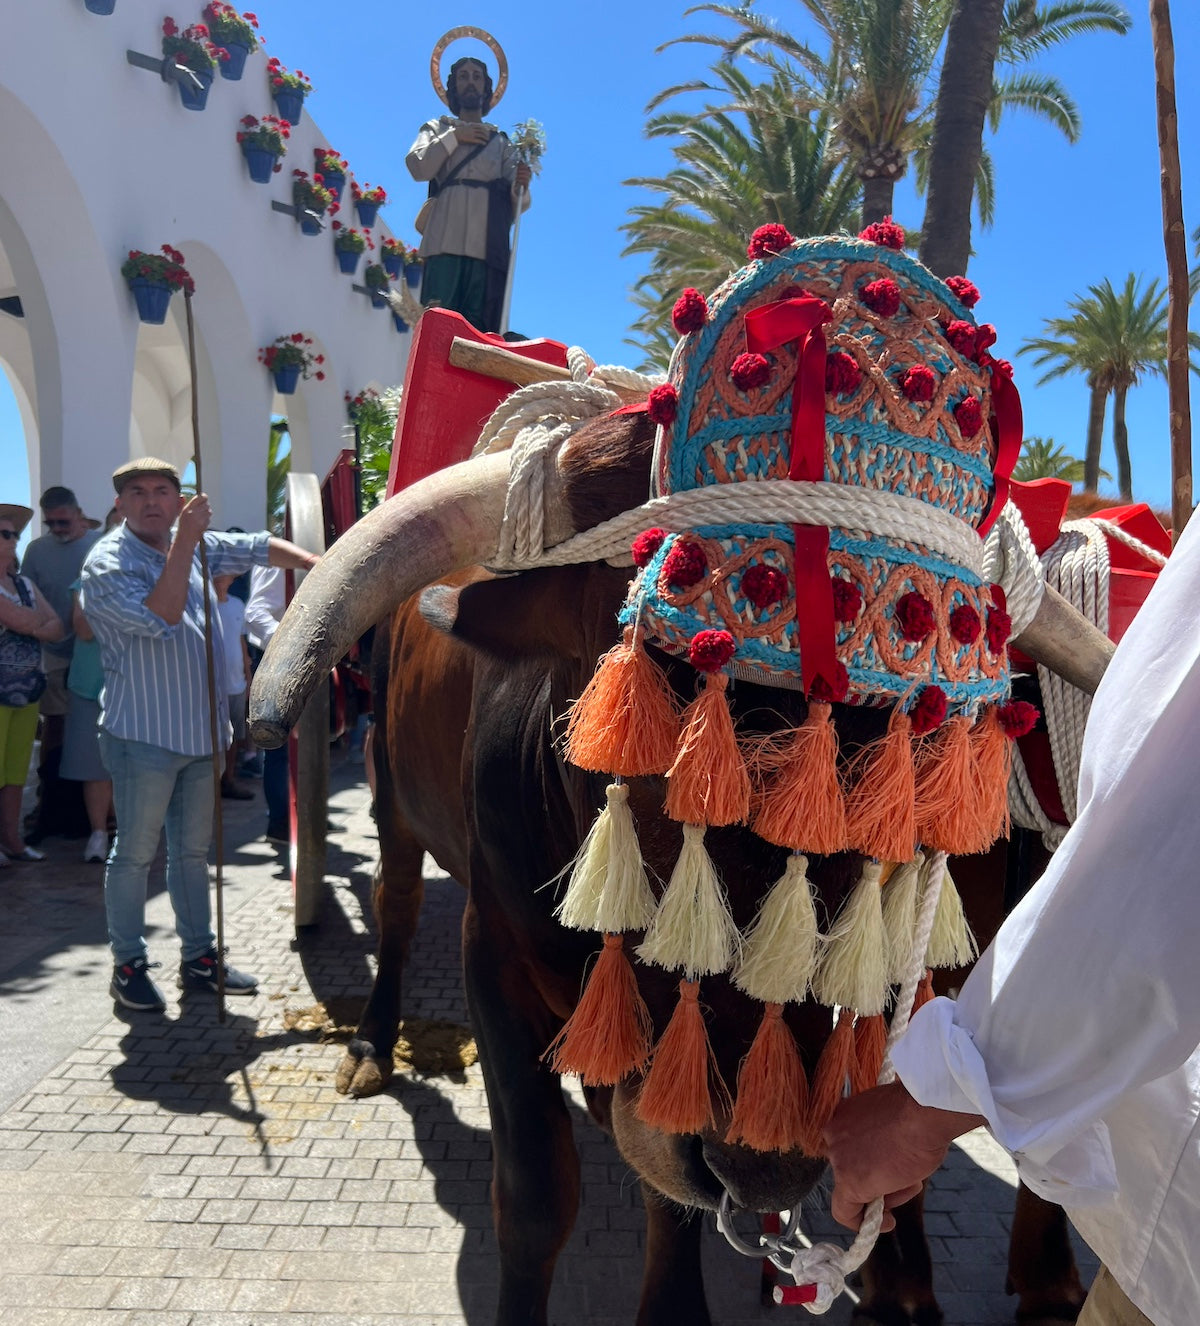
top-left (175, 494), bottom-right (212, 547)
top-left (822, 1080), bottom-right (983, 1233)
top-left (515, 163), bottom-right (532, 189)
top-left (454, 121), bottom-right (491, 146)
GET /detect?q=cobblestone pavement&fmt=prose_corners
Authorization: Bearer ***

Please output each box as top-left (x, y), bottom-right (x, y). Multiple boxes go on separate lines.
top-left (0, 750), bottom-right (1096, 1325)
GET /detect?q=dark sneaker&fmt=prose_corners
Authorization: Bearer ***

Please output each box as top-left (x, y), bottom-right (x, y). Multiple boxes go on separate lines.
top-left (111, 957), bottom-right (166, 1011)
top-left (179, 948), bottom-right (258, 997)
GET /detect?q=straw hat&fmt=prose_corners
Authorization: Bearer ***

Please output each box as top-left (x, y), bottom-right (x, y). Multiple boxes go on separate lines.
top-left (0, 504), bottom-right (34, 535)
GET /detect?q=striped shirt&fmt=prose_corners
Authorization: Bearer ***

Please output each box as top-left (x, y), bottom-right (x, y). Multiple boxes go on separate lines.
top-left (80, 525), bottom-right (271, 756)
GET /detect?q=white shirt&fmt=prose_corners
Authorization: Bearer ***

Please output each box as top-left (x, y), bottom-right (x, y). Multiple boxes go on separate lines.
top-left (244, 565), bottom-right (284, 652)
top-left (893, 514), bottom-right (1200, 1325)
top-left (216, 596), bottom-right (247, 698)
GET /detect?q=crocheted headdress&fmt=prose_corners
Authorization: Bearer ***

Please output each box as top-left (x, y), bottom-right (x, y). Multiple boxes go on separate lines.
top-left (546, 221), bottom-right (1036, 1154)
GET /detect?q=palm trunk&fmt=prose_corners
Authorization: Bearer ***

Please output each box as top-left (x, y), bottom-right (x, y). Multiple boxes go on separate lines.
top-left (860, 175), bottom-right (896, 228)
top-left (919, 0), bottom-right (1005, 277)
top-left (1150, 0), bottom-right (1193, 536)
top-left (1113, 385), bottom-right (1132, 500)
top-left (1083, 382), bottom-right (1107, 492)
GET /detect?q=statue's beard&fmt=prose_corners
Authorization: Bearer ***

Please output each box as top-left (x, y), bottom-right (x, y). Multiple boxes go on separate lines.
top-left (458, 88), bottom-right (482, 111)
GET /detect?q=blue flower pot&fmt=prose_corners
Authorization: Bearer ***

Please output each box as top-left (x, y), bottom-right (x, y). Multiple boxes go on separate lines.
top-left (369, 291), bottom-right (388, 310)
top-left (355, 200), bottom-right (379, 229)
top-left (392, 313), bottom-right (409, 334)
top-left (242, 145), bottom-right (278, 184)
top-left (272, 87), bottom-right (304, 125)
top-left (335, 247), bottom-right (361, 275)
top-left (320, 170), bottom-right (345, 203)
top-left (128, 278), bottom-right (173, 325)
top-left (219, 40), bottom-right (250, 80)
top-left (272, 364), bottom-right (301, 395)
top-left (83, 0), bottom-right (116, 13)
top-left (175, 66), bottom-right (213, 112)
top-left (382, 254), bottom-right (403, 280)
top-left (298, 211), bottom-right (324, 237)
top-left (404, 263), bottom-right (422, 290)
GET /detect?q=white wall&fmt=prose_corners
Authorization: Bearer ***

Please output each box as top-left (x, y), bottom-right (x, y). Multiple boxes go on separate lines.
top-left (0, 3), bottom-right (408, 532)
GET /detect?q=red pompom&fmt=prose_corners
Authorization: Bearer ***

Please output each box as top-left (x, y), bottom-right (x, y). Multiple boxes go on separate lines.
top-left (731, 352), bottom-right (771, 391)
top-left (949, 603), bottom-right (981, 645)
top-left (859, 216), bottom-right (905, 250)
top-left (809, 662), bottom-right (850, 704)
top-left (825, 351), bottom-right (862, 396)
top-left (895, 592), bottom-right (935, 642)
top-left (831, 579), bottom-right (863, 622)
top-left (647, 383), bottom-right (679, 427)
top-left (688, 629), bottom-right (737, 672)
top-left (945, 275), bottom-right (980, 308)
top-left (742, 564), bottom-right (788, 610)
top-left (662, 540), bottom-right (708, 589)
top-left (672, 288), bottom-right (708, 334)
top-left (955, 396), bottom-right (984, 439)
top-left (945, 320), bottom-right (978, 357)
top-left (747, 223), bottom-right (794, 260)
top-left (997, 700), bottom-right (1039, 739)
top-left (909, 686), bottom-right (948, 736)
top-left (632, 528), bottom-right (668, 568)
top-left (985, 606), bottom-right (1012, 654)
top-left (861, 278), bottom-right (901, 318)
top-left (975, 324), bottom-right (998, 358)
top-left (901, 364), bottom-right (937, 402)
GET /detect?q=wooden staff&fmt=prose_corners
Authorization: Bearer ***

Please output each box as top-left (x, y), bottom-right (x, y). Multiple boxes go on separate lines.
top-left (1150, 0), bottom-right (1192, 538)
top-left (183, 287), bottom-right (228, 1020)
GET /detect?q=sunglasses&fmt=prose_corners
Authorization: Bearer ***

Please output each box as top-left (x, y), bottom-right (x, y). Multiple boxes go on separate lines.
top-left (45, 518), bottom-right (74, 528)
top-left (0, 531), bottom-right (17, 541)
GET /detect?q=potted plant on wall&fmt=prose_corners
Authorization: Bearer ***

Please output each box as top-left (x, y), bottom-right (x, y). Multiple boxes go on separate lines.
top-left (312, 148), bottom-right (348, 204)
top-left (363, 262), bottom-right (390, 310)
top-left (352, 182), bottom-right (387, 230)
top-left (258, 334), bottom-right (325, 395)
top-left (161, 17), bottom-right (226, 110)
top-left (268, 58), bottom-right (312, 125)
top-left (331, 223), bottom-right (368, 276)
top-left (120, 245), bottom-right (194, 324)
top-left (202, 2), bottom-right (259, 80)
top-left (380, 236), bottom-right (406, 281)
top-left (236, 114), bottom-right (288, 183)
top-left (291, 170), bottom-right (336, 236)
top-left (83, 0), bottom-right (117, 15)
top-left (402, 246), bottom-right (422, 289)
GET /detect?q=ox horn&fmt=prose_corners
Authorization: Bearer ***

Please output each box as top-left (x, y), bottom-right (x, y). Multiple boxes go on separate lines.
top-left (1012, 584), bottom-right (1114, 695)
top-left (249, 450), bottom-right (533, 747)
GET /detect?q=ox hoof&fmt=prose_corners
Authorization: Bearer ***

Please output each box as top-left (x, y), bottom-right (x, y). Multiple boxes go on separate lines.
top-left (334, 1041), bottom-right (394, 1098)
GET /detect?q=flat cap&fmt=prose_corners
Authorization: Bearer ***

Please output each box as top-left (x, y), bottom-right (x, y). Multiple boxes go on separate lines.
top-left (112, 457), bottom-right (182, 494)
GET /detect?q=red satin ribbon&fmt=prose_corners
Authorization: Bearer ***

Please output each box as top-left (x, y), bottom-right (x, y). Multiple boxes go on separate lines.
top-left (977, 357), bottom-right (1023, 539)
top-left (745, 297), bottom-right (839, 696)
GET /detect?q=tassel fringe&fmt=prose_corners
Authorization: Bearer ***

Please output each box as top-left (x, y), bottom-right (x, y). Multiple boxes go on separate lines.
top-left (914, 716), bottom-right (984, 854)
top-left (733, 853), bottom-right (819, 1006)
top-left (806, 1009), bottom-right (854, 1156)
top-left (592, 783), bottom-right (657, 934)
top-left (850, 1013), bottom-right (888, 1095)
top-left (923, 860), bottom-right (978, 969)
top-left (751, 701), bottom-right (847, 854)
top-left (727, 1004), bottom-right (808, 1152)
top-left (845, 710), bottom-right (916, 862)
top-left (881, 854), bottom-right (922, 985)
top-left (970, 706), bottom-right (1013, 850)
top-left (636, 980), bottom-right (730, 1134)
top-left (912, 968), bottom-right (935, 1013)
top-left (665, 672), bottom-right (750, 828)
top-left (812, 860), bottom-right (890, 1017)
top-left (638, 824), bottom-right (740, 978)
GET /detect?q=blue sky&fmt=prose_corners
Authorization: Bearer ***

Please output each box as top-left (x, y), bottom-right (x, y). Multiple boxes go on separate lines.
top-left (3, 0), bottom-right (1197, 521)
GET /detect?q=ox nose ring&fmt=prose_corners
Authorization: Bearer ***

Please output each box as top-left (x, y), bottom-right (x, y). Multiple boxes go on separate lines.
top-left (715, 1189), bottom-right (804, 1268)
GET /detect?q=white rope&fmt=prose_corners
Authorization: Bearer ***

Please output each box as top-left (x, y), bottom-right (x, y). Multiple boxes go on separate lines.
top-left (980, 501), bottom-right (1045, 637)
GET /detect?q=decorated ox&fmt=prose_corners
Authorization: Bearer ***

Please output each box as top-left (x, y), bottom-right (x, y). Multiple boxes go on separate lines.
top-left (251, 228), bottom-right (1113, 1325)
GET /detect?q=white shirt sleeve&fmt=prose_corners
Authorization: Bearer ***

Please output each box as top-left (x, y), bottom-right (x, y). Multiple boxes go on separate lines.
top-left (892, 512), bottom-right (1200, 1204)
top-left (244, 565), bottom-right (284, 651)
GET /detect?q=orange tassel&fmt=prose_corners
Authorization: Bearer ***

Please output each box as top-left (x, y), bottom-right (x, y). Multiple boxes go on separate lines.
top-left (844, 709), bottom-right (916, 862)
top-left (969, 707), bottom-right (1012, 850)
top-left (566, 628), bottom-right (680, 777)
top-left (914, 715), bottom-right (983, 853)
top-left (727, 1004), bottom-right (808, 1153)
top-left (912, 968), bottom-right (935, 1013)
top-left (665, 672), bottom-right (750, 828)
top-left (544, 935), bottom-right (652, 1084)
top-left (751, 701), bottom-right (848, 854)
top-left (805, 1009), bottom-right (855, 1156)
top-left (636, 980), bottom-right (731, 1134)
top-left (850, 1013), bottom-right (888, 1095)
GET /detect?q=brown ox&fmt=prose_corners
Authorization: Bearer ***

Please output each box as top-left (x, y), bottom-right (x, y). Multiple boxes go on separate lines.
top-left (250, 411), bottom-right (1112, 1326)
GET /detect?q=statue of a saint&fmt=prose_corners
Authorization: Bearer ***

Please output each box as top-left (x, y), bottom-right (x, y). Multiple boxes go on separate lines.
top-left (406, 54), bottom-right (531, 333)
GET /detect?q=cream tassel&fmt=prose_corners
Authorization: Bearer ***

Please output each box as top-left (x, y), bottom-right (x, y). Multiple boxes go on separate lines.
top-left (812, 860), bottom-right (889, 1017)
top-left (638, 824), bottom-right (740, 977)
top-left (923, 857), bottom-right (978, 969)
top-left (556, 783), bottom-right (655, 933)
top-left (881, 854), bottom-right (922, 985)
top-left (733, 853), bottom-right (820, 1005)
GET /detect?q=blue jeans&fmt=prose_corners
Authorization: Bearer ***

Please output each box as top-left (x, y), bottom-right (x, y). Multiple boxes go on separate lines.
top-left (99, 733), bottom-right (216, 965)
top-left (263, 743), bottom-right (288, 830)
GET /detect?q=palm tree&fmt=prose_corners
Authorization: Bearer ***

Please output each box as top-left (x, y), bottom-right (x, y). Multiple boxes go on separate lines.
top-left (667, 1), bottom-right (1131, 227)
top-left (266, 418), bottom-right (290, 534)
top-left (1012, 435), bottom-right (1108, 484)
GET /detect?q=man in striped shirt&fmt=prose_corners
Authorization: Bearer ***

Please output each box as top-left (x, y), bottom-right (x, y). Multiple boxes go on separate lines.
top-left (81, 458), bottom-right (319, 1013)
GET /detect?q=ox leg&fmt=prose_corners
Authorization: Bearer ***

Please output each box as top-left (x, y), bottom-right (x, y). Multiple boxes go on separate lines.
top-left (1006, 1182), bottom-right (1086, 1324)
top-left (854, 1188), bottom-right (943, 1325)
top-left (636, 1183), bottom-right (711, 1326)
top-left (464, 906), bottom-right (581, 1326)
top-left (335, 801), bottom-right (426, 1098)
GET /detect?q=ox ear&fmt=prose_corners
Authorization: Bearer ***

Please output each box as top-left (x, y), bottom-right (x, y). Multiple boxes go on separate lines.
top-left (418, 565), bottom-right (631, 664)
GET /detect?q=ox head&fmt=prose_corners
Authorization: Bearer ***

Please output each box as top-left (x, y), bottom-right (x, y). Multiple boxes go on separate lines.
top-left (249, 225), bottom-right (1115, 1214)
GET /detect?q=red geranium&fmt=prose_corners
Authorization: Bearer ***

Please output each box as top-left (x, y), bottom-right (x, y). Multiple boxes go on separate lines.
top-left (258, 333), bottom-right (325, 381)
top-left (120, 244), bottom-right (195, 296)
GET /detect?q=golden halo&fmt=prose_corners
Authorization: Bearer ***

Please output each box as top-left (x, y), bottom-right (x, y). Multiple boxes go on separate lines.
top-left (430, 27), bottom-right (508, 111)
